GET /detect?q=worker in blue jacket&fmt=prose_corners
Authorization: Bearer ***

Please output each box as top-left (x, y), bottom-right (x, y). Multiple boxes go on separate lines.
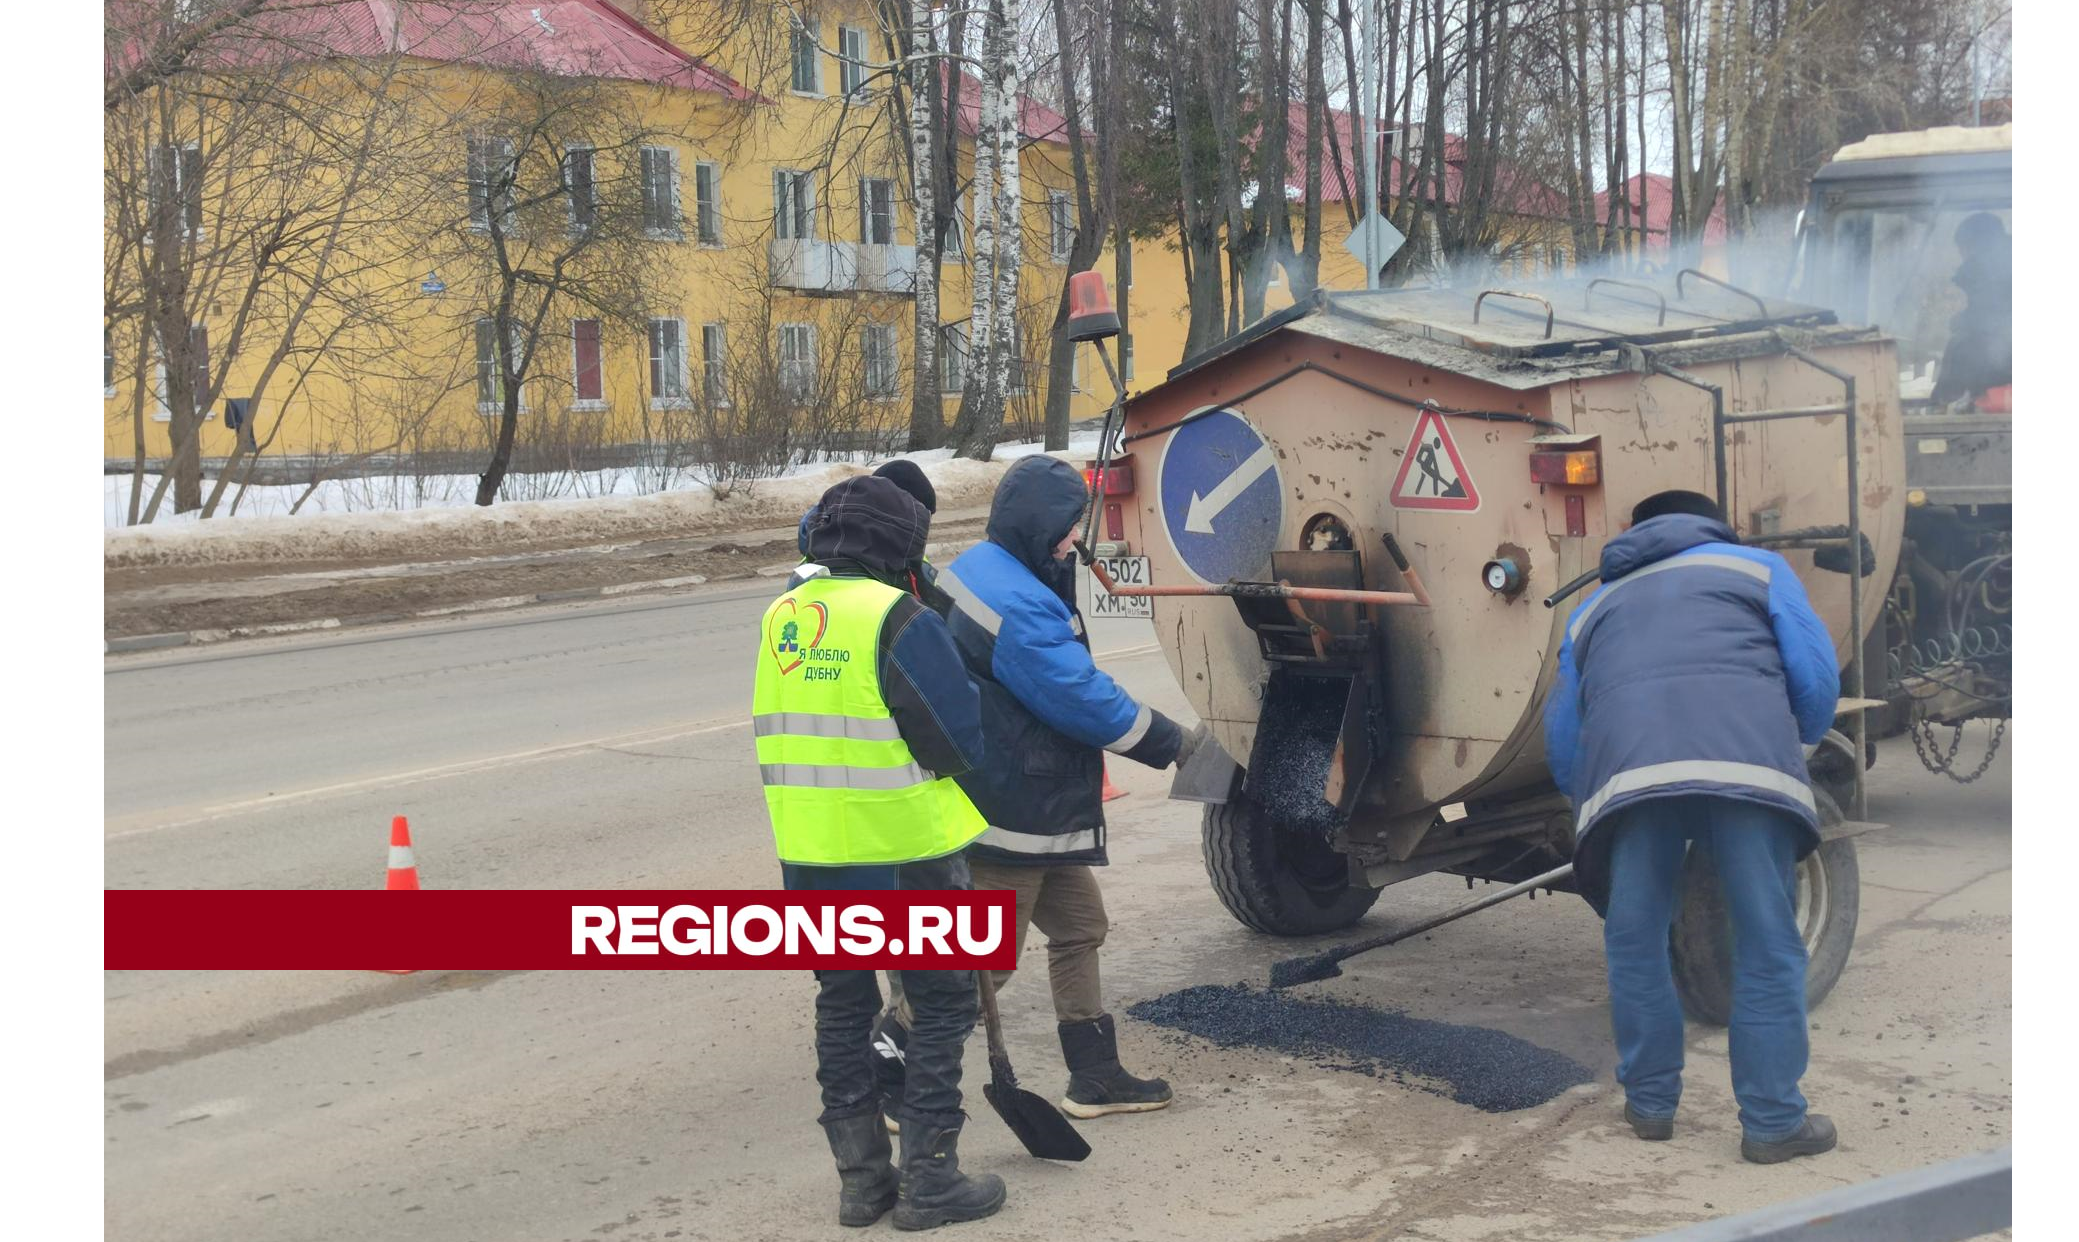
top-left (1545, 489), bottom-right (1841, 1165)
top-left (881, 455), bottom-right (1195, 1122)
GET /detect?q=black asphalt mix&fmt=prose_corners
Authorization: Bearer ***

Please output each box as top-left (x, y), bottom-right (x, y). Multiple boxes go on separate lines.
top-left (1128, 983), bottom-right (1595, 1113)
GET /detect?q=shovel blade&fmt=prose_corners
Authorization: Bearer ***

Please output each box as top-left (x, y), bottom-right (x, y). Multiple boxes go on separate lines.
top-left (983, 1080), bottom-right (1090, 1162)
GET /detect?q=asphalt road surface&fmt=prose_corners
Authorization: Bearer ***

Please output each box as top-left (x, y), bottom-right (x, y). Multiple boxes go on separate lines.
top-left (105, 582), bottom-right (2013, 1241)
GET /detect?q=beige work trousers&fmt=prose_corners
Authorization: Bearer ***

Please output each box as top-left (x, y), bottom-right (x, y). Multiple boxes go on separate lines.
top-left (894, 859), bottom-right (1109, 1026)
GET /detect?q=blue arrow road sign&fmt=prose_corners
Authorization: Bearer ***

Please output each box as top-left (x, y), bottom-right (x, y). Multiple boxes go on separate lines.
top-left (1158, 407), bottom-right (1284, 584)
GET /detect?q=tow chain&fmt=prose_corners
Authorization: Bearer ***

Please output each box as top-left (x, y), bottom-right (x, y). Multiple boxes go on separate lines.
top-left (1911, 717), bottom-right (2008, 783)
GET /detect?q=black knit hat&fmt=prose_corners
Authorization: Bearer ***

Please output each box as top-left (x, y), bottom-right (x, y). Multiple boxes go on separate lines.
top-left (872, 459), bottom-right (938, 515)
top-left (1631, 489), bottom-right (1723, 525)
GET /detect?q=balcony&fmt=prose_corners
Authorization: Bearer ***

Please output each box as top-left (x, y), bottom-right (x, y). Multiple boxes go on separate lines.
top-left (769, 239), bottom-right (917, 295)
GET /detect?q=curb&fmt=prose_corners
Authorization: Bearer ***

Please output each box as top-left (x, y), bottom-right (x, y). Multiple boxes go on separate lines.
top-left (105, 573), bottom-right (712, 655)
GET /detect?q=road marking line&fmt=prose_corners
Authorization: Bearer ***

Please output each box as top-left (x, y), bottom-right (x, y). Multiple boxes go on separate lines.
top-left (106, 643), bottom-right (1164, 839)
top-left (106, 717), bottom-right (749, 840)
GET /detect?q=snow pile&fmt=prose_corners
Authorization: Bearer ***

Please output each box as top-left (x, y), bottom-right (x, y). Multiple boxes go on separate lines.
top-left (104, 440), bottom-right (1096, 569)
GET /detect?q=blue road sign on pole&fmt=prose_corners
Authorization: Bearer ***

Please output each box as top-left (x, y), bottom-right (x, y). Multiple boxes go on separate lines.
top-left (1157, 407), bottom-right (1284, 584)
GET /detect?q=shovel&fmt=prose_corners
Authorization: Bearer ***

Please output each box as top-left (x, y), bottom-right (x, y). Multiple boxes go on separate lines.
top-left (976, 968), bottom-right (1090, 1161)
top-left (1269, 863), bottom-right (1576, 989)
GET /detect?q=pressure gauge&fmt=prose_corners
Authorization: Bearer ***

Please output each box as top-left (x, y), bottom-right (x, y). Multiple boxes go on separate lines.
top-left (1482, 556), bottom-right (1526, 597)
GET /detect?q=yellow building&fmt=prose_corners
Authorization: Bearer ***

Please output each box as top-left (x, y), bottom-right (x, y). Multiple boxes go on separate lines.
top-left (1108, 111), bottom-right (1583, 396)
top-left (103, 0), bottom-right (1103, 472)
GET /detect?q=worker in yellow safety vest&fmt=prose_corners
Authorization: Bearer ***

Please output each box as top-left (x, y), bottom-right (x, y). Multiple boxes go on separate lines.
top-left (754, 474), bottom-right (1006, 1230)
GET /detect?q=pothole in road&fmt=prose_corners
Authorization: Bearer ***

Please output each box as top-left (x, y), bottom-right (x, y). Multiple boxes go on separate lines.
top-left (1128, 983), bottom-right (1594, 1113)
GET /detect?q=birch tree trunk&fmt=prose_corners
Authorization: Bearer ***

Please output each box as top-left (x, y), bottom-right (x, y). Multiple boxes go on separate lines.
top-left (947, 0), bottom-right (1018, 460)
top-left (906, 0), bottom-right (943, 449)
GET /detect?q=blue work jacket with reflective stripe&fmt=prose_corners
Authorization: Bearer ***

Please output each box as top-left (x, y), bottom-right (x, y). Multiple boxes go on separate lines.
top-left (1543, 514), bottom-right (1840, 875)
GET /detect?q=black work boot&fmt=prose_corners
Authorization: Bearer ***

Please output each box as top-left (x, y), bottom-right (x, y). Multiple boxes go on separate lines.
top-left (891, 1118), bottom-right (1006, 1230)
top-left (872, 1009), bottom-right (909, 1134)
top-left (820, 1112), bottom-right (899, 1227)
top-left (1058, 1014), bottom-right (1174, 1119)
top-left (1623, 1104), bottom-right (1674, 1141)
top-left (1741, 1114), bottom-right (1838, 1165)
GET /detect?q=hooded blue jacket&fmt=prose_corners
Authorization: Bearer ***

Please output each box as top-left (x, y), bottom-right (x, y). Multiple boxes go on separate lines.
top-left (938, 456), bottom-right (1184, 865)
top-left (1544, 514), bottom-right (1839, 898)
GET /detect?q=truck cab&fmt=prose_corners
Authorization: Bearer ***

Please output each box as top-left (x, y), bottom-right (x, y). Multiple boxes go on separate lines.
top-left (1789, 127), bottom-right (2011, 723)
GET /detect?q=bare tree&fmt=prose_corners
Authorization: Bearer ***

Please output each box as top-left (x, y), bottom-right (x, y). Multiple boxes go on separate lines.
top-left (945, 0), bottom-right (1024, 459)
top-left (424, 61), bottom-right (697, 505)
top-left (104, 0), bottom-right (460, 521)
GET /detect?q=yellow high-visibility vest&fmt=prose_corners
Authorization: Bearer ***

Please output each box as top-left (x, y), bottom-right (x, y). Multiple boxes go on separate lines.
top-left (752, 575), bottom-right (985, 865)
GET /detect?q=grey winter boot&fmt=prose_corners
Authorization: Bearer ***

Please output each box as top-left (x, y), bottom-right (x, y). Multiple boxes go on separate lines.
top-left (891, 1118), bottom-right (1006, 1230)
top-left (1059, 1014), bottom-right (1174, 1119)
top-left (820, 1112), bottom-right (899, 1227)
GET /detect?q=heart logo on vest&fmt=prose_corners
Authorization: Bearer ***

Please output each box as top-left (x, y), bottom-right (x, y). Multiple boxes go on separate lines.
top-left (771, 597), bottom-right (829, 675)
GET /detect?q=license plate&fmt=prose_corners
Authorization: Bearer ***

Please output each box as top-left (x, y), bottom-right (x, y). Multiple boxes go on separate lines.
top-left (1088, 557), bottom-right (1153, 619)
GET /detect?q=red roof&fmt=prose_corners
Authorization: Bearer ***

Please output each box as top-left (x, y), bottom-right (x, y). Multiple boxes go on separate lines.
top-left (109, 1), bottom-right (752, 100)
top-left (944, 66), bottom-right (1075, 146)
top-left (1280, 102), bottom-right (1567, 219)
top-left (1592, 173), bottom-right (1729, 247)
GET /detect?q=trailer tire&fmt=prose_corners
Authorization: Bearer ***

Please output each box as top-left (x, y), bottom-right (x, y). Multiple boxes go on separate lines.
top-left (1201, 798), bottom-right (1382, 936)
top-left (1670, 792), bottom-right (1861, 1027)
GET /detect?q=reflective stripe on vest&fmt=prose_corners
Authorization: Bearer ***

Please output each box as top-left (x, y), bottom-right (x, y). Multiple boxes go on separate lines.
top-left (1569, 552), bottom-right (1770, 643)
top-left (752, 576), bottom-right (986, 866)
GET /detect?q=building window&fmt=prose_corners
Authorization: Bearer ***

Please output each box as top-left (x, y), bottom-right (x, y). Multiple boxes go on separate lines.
top-left (104, 327), bottom-right (117, 397)
top-left (1548, 245), bottom-right (1566, 274)
top-left (790, 14), bottom-right (821, 94)
top-left (938, 323), bottom-right (966, 394)
top-left (701, 323), bottom-right (729, 407)
top-left (779, 324), bottom-right (819, 401)
top-left (1122, 333), bottom-right (1134, 383)
top-left (774, 169), bottom-right (815, 240)
top-left (563, 145), bottom-right (596, 233)
top-left (640, 146), bottom-right (682, 238)
top-left (860, 178), bottom-right (894, 245)
top-left (649, 317), bottom-right (689, 407)
top-left (1048, 191), bottom-right (1073, 262)
top-left (694, 161), bottom-right (722, 245)
top-left (149, 323), bottom-right (211, 421)
top-left (475, 318), bottom-right (524, 412)
top-left (1008, 323), bottom-right (1028, 395)
top-left (149, 142), bottom-right (204, 240)
top-left (838, 25), bottom-right (868, 99)
top-left (862, 325), bottom-right (898, 399)
top-left (570, 318), bottom-right (604, 406)
top-left (467, 135), bottom-right (515, 232)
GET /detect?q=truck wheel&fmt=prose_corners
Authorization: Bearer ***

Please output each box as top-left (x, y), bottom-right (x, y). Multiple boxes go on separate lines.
top-left (1201, 798), bottom-right (1382, 936)
top-left (1670, 793), bottom-right (1861, 1027)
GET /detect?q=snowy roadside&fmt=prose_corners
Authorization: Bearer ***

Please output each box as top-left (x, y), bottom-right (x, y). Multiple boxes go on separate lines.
top-left (105, 439), bottom-right (1091, 571)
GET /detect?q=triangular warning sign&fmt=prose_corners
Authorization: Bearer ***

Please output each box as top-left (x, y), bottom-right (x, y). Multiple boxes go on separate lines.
top-left (1389, 409), bottom-right (1480, 512)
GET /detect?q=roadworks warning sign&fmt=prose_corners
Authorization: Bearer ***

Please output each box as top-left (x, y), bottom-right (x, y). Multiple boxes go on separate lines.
top-left (1390, 409), bottom-right (1480, 512)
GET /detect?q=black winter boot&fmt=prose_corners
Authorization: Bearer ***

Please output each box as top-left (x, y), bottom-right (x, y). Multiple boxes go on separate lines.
top-left (820, 1112), bottom-right (899, 1227)
top-left (871, 1009), bottom-right (908, 1134)
top-left (1741, 1114), bottom-right (1839, 1165)
top-left (891, 1118), bottom-right (1006, 1230)
top-left (1058, 1014), bottom-right (1174, 1119)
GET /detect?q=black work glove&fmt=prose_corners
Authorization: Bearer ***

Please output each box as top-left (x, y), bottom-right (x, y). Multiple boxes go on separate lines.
top-left (1117, 708), bottom-right (1184, 770)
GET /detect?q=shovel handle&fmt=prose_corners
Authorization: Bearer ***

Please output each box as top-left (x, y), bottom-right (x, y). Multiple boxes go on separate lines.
top-left (976, 967), bottom-right (1009, 1063)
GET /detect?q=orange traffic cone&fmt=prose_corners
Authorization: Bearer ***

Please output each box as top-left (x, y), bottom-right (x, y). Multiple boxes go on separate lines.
top-left (376, 816), bottom-right (421, 975)
top-left (386, 815), bottom-right (421, 890)
top-left (1101, 762), bottom-right (1127, 802)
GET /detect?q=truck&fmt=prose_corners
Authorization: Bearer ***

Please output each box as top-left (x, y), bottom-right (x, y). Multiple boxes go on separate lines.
top-left (1788, 125), bottom-right (2011, 768)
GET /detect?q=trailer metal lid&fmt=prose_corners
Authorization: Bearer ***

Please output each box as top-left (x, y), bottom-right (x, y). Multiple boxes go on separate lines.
top-left (1161, 277), bottom-right (1857, 393)
top-left (1307, 276), bottom-right (1837, 360)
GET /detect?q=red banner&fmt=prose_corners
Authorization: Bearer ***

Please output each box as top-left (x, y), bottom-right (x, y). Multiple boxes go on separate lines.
top-left (104, 890), bottom-right (1019, 970)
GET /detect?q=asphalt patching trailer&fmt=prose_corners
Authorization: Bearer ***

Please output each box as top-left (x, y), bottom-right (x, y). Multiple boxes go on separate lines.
top-left (1089, 278), bottom-right (1901, 1022)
